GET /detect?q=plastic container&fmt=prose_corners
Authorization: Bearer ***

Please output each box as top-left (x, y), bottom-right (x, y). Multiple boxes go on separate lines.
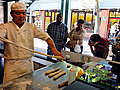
top-left (74, 40), bottom-right (81, 53)
top-left (68, 65), bottom-right (76, 85)
top-left (66, 55), bottom-right (70, 60)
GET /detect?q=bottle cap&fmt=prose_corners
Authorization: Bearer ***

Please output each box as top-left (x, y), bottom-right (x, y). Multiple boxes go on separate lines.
top-left (70, 65), bottom-right (76, 72)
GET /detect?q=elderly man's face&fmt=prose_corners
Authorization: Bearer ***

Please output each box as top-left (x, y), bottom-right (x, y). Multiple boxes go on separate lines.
top-left (11, 10), bottom-right (26, 26)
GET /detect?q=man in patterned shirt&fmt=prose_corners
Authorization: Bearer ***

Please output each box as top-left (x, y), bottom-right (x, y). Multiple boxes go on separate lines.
top-left (47, 13), bottom-right (68, 59)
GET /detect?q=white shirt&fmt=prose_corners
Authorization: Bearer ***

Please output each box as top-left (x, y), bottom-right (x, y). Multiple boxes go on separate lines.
top-left (0, 21), bottom-right (50, 59)
top-left (110, 24), bottom-right (117, 33)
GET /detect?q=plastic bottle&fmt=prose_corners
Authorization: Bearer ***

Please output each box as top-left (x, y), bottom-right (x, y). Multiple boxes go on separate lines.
top-left (68, 65), bottom-right (76, 85)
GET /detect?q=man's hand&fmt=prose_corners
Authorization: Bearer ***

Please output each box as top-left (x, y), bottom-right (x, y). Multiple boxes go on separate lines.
top-left (53, 51), bottom-right (63, 62)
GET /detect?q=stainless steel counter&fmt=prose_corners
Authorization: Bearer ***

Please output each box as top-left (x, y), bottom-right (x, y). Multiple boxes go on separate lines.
top-left (0, 61), bottom-right (81, 90)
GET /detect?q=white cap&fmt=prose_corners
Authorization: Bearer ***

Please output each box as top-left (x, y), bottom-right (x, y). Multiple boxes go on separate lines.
top-left (11, 2), bottom-right (26, 11)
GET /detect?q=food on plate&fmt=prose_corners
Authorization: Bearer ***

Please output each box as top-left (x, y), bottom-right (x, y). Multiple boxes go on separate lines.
top-left (45, 67), bottom-right (60, 75)
top-left (53, 71), bottom-right (66, 80)
top-left (67, 64), bottom-right (71, 68)
top-left (48, 69), bottom-right (63, 77)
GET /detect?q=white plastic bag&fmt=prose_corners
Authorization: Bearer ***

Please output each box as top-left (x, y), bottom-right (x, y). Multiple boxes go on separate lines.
top-left (74, 40), bottom-right (81, 53)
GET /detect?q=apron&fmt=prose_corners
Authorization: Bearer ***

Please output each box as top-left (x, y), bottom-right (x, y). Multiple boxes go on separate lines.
top-left (3, 58), bottom-right (34, 83)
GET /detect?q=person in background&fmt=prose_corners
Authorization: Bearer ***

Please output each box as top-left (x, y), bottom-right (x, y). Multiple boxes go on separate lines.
top-left (73, 22), bottom-right (77, 29)
top-left (109, 35), bottom-right (120, 86)
top-left (47, 13), bottom-right (68, 59)
top-left (67, 19), bottom-right (86, 54)
top-left (0, 41), bottom-right (4, 84)
top-left (110, 22), bottom-right (117, 39)
top-left (115, 21), bottom-right (120, 37)
top-left (88, 34), bottom-right (109, 59)
top-left (0, 2), bottom-right (63, 83)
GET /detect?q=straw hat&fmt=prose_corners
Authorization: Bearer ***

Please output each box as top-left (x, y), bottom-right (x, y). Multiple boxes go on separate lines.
top-left (11, 2), bottom-right (26, 11)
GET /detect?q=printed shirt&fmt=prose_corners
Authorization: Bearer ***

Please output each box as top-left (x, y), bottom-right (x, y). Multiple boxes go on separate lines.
top-left (88, 37), bottom-right (109, 51)
top-left (0, 21), bottom-right (50, 59)
top-left (47, 22), bottom-right (68, 50)
top-left (67, 28), bottom-right (86, 48)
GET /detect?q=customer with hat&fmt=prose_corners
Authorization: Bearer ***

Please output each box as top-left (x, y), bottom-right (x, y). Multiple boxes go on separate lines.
top-left (0, 2), bottom-right (63, 83)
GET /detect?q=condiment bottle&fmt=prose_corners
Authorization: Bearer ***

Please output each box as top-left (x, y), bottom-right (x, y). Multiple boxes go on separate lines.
top-left (66, 55), bottom-right (70, 60)
top-left (68, 65), bottom-right (76, 85)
